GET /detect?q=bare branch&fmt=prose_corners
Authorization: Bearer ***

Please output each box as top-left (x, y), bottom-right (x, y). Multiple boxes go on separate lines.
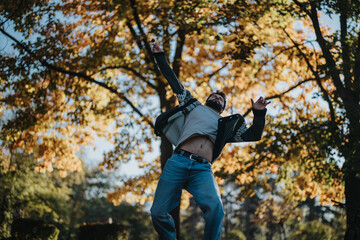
top-left (207, 63), bottom-right (229, 80)
top-left (91, 65), bottom-right (157, 90)
top-left (242, 78), bottom-right (316, 117)
top-left (196, 62), bottom-right (229, 87)
top-left (283, 28), bottom-right (336, 123)
top-left (254, 45), bottom-right (299, 78)
top-left (0, 27), bottom-right (155, 129)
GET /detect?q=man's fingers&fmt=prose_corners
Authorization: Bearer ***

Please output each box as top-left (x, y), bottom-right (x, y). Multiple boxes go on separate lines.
top-left (254, 97), bottom-right (271, 107)
top-left (259, 97), bottom-right (270, 104)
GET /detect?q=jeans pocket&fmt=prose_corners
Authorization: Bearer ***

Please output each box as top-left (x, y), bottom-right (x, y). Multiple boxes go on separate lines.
top-left (161, 157), bottom-right (187, 181)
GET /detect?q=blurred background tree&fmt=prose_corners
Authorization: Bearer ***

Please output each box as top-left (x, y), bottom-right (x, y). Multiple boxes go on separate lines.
top-left (0, 149), bottom-right (155, 239)
top-left (0, 151), bottom-right (75, 238)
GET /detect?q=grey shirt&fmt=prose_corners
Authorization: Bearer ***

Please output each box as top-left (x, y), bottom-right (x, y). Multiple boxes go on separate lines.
top-left (176, 105), bottom-right (221, 147)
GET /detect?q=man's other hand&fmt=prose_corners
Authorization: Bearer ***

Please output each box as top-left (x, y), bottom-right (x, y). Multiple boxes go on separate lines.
top-left (150, 39), bottom-right (164, 53)
top-left (251, 97), bottom-right (271, 110)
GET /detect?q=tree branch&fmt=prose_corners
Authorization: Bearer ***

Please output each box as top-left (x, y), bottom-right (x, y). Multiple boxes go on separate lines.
top-left (307, 2), bottom-right (346, 99)
top-left (91, 65), bottom-right (157, 90)
top-left (339, 2), bottom-right (352, 89)
top-left (207, 63), bottom-right (229, 80)
top-left (292, 0), bottom-right (311, 16)
top-left (293, 0), bottom-right (346, 99)
top-left (126, 21), bottom-right (145, 52)
top-left (0, 0), bottom-right (24, 27)
top-left (254, 45), bottom-right (299, 78)
top-left (354, 32), bottom-right (360, 91)
top-left (129, 0), bottom-right (156, 65)
top-left (283, 28), bottom-right (336, 123)
top-left (196, 62), bottom-right (229, 87)
top-left (172, 29), bottom-right (186, 78)
top-left (126, 12), bottom-right (162, 81)
top-left (0, 27), bottom-right (154, 129)
top-left (243, 78), bottom-right (316, 117)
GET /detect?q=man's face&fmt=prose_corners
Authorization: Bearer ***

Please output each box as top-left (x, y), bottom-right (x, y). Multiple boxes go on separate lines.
top-left (206, 93), bottom-right (225, 113)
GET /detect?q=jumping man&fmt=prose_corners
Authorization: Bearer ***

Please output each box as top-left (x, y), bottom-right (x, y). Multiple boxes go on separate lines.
top-left (150, 40), bottom-right (270, 240)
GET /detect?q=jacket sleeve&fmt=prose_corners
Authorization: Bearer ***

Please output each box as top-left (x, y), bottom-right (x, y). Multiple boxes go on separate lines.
top-left (230, 108), bottom-right (267, 142)
top-left (153, 52), bottom-right (193, 105)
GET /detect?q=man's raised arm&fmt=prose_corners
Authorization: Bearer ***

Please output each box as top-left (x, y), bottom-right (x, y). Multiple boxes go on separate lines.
top-left (151, 40), bottom-right (192, 104)
top-left (230, 97), bottom-right (271, 142)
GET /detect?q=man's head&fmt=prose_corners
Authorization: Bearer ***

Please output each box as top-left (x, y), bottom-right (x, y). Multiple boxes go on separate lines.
top-left (205, 91), bottom-right (227, 114)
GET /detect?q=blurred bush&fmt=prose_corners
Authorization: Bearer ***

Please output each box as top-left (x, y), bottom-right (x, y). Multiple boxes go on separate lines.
top-left (11, 218), bottom-right (59, 240)
top-left (77, 223), bottom-right (129, 240)
top-left (225, 229), bottom-right (247, 240)
top-left (289, 220), bottom-right (333, 240)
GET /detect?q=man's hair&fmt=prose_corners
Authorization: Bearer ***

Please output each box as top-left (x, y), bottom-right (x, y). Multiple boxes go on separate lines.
top-left (206, 90), bottom-right (227, 111)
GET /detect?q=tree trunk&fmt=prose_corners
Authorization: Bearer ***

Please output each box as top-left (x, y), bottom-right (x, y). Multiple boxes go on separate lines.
top-left (344, 173), bottom-right (360, 240)
top-left (344, 154), bottom-right (360, 240)
top-left (159, 135), bottom-right (181, 240)
top-left (159, 86), bottom-right (180, 239)
top-left (343, 95), bottom-right (360, 239)
top-left (306, 198), bottom-right (316, 221)
top-left (265, 222), bottom-right (275, 240)
top-left (343, 101), bottom-right (360, 239)
top-left (244, 197), bottom-right (251, 239)
top-left (244, 197), bottom-right (257, 240)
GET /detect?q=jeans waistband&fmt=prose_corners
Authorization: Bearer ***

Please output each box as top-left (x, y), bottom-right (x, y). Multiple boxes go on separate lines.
top-left (174, 148), bottom-right (211, 165)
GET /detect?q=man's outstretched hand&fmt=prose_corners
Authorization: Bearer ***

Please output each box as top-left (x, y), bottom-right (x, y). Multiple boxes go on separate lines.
top-left (150, 39), bottom-right (164, 53)
top-left (251, 96), bottom-right (271, 110)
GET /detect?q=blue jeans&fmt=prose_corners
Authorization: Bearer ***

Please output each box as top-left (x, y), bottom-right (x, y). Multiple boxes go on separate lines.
top-left (150, 153), bottom-right (224, 240)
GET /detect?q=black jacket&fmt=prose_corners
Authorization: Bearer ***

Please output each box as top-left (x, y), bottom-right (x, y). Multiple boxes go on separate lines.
top-left (153, 52), bottom-right (266, 162)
